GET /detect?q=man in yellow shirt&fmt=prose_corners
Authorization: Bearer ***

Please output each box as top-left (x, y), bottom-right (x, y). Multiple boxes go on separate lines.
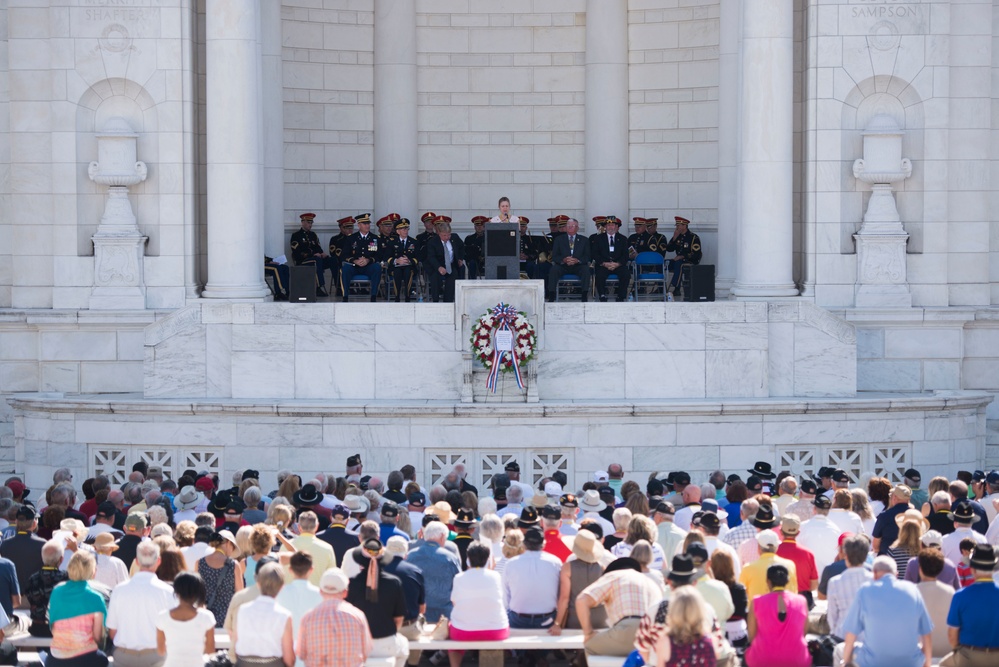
top-left (739, 529), bottom-right (799, 600)
top-left (288, 511), bottom-right (337, 586)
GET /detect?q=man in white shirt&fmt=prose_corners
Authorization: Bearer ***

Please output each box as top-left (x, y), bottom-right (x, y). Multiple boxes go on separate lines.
top-left (828, 489), bottom-right (865, 536)
top-left (503, 528), bottom-right (562, 630)
top-left (941, 500), bottom-right (987, 563)
top-left (106, 541), bottom-right (176, 666)
top-left (85, 502), bottom-right (123, 542)
top-left (497, 485), bottom-right (525, 518)
top-left (797, 495), bottom-right (843, 576)
top-left (652, 502), bottom-right (687, 575)
top-left (825, 534), bottom-right (872, 640)
top-left (673, 485), bottom-right (702, 532)
top-left (275, 552), bottom-right (322, 667)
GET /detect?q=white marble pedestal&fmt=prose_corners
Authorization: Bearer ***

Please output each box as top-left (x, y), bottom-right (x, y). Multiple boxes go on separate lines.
top-left (90, 230), bottom-right (148, 310)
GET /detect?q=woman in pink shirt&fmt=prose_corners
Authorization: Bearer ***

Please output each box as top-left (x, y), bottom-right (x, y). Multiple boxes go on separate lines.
top-left (744, 564), bottom-right (810, 667)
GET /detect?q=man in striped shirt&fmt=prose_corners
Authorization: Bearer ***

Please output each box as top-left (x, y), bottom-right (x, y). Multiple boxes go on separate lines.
top-left (297, 568), bottom-right (372, 667)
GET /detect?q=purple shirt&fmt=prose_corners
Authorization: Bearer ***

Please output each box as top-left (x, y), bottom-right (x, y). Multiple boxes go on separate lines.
top-left (903, 555), bottom-right (961, 590)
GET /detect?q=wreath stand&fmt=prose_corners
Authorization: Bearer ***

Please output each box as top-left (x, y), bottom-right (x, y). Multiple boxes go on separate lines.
top-left (456, 281), bottom-right (545, 404)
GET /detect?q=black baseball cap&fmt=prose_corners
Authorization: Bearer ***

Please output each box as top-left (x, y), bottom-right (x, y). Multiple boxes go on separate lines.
top-left (380, 502), bottom-right (400, 518)
top-left (95, 501), bottom-right (116, 519)
top-left (408, 492), bottom-right (426, 507)
top-left (15, 505), bottom-right (36, 520)
top-left (541, 505), bottom-right (561, 520)
top-left (800, 479), bottom-right (818, 495)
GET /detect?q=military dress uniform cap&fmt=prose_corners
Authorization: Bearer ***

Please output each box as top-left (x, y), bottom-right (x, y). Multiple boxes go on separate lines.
top-left (435, 214), bottom-right (452, 223)
top-left (394, 219), bottom-right (410, 230)
top-left (604, 216), bottom-right (620, 225)
top-left (355, 213), bottom-right (372, 224)
top-left (645, 218), bottom-right (659, 224)
top-left (337, 215), bottom-right (355, 225)
top-left (633, 217), bottom-right (648, 225)
top-left (674, 216), bottom-right (690, 225)
top-left (421, 211), bottom-right (437, 223)
top-left (519, 216), bottom-right (530, 224)
top-left (557, 218), bottom-right (568, 227)
top-left (472, 216), bottom-right (489, 224)
top-left (592, 216), bottom-right (606, 223)
top-left (547, 217), bottom-right (557, 224)
top-left (300, 212), bottom-right (316, 221)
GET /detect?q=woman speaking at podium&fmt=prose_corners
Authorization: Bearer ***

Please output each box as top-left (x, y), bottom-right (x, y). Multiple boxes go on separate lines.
top-left (490, 196), bottom-right (520, 223)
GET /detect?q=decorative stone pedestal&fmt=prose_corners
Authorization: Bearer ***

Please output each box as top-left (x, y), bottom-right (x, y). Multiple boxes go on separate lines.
top-left (87, 117), bottom-right (149, 310)
top-left (91, 228), bottom-right (149, 310)
top-left (852, 115), bottom-right (913, 308)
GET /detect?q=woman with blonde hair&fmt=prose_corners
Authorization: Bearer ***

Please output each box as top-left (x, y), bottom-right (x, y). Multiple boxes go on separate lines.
top-left (849, 488), bottom-right (876, 535)
top-left (494, 530), bottom-right (524, 576)
top-left (654, 586), bottom-right (716, 667)
top-left (887, 519), bottom-right (924, 578)
top-left (46, 551), bottom-right (109, 666)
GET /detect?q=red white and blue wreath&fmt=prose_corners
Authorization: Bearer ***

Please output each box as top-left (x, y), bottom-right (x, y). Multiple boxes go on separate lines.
top-left (470, 303), bottom-right (537, 392)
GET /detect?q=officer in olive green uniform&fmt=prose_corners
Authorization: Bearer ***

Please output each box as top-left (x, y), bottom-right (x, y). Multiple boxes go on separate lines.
top-left (328, 216), bottom-right (355, 298)
top-left (387, 218), bottom-right (419, 302)
top-left (665, 216), bottom-right (703, 295)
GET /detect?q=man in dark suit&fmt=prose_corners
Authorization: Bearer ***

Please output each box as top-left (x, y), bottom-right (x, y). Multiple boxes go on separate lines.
top-left (547, 217), bottom-right (592, 301)
top-left (427, 215), bottom-right (465, 303)
top-left (592, 215), bottom-right (631, 301)
top-left (424, 217), bottom-right (465, 303)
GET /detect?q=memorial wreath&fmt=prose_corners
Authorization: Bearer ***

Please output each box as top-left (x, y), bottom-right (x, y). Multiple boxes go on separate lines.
top-left (470, 303), bottom-right (537, 391)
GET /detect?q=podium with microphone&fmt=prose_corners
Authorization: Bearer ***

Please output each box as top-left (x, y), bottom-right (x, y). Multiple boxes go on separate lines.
top-left (484, 222), bottom-right (520, 280)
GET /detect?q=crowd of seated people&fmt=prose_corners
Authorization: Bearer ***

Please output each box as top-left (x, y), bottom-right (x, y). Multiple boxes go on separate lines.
top-left (0, 457), bottom-right (995, 667)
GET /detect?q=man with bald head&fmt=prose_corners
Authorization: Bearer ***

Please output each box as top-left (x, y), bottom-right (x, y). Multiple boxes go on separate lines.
top-left (547, 218), bottom-right (591, 302)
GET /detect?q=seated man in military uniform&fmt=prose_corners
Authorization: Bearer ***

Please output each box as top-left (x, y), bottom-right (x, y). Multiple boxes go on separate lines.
top-left (263, 257), bottom-right (289, 301)
top-left (665, 216), bottom-right (703, 297)
top-left (646, 218), bottom-right (668, 257)
top-left (464, 216), bottom-right (488, 280)
top-left (387, 217), bottom-right (419, 302)
top-left (328, 216), bottom-right (355, 298)
top-left (340, 213), bottom-right (382, 302)
top-left (519, 217), bottom-right (540, 279)
top-left (290, 212), bottom-right (334, 297)
top-left (628, 217), bottom-right (652, 259)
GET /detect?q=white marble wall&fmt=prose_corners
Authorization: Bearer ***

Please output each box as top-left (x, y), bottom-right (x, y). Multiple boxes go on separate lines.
top-left (144, 300), bottom-right (857, 400)
top-left (8, 390), bottom-right (990, 495)
top-left (278, 0), bottom-right (721, 245)
top-left (2, 0), bottom-right (198, 310)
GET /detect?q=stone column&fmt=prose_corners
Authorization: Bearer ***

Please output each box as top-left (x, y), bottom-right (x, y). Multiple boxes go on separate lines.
top-left (584, 0), bottom-right (629, 230)
top-left (374, 0), bottom-right (417, 219)
top-left (261, 0), bottom-right (285, 258)
top-left (202, 0), bottom-right (269, 300)
top-left (715, 0), bottom-right (741, 297)
top-left (731, 0), bottom-right (798, 298)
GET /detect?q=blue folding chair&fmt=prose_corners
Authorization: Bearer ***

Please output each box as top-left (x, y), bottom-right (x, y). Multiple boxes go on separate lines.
top-left (632, 251), bottom-right (666, 301)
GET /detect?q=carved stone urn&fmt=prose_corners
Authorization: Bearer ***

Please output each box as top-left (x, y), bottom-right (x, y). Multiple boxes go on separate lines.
top-left (88, 117), bottom-right (149, 309)
top-left (852, 114), bottom-right (913, 308)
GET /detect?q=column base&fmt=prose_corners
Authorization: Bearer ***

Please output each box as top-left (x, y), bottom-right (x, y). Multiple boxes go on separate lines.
top-left (201, 283), bottom-right (271, 300)
top-left (731, 283), bottom-right (799, 299)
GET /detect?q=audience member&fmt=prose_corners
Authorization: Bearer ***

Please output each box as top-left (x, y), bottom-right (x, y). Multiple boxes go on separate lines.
top-left (155, 572), bottom-right (216, 667)
top-left (107, 541), bottom-right (175, 666)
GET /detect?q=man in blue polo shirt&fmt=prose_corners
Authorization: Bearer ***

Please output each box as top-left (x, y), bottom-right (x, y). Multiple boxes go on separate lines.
top-left (942, 544), bottom-right (999, 666)
top-left (840, 555), bottom-right (932, 667)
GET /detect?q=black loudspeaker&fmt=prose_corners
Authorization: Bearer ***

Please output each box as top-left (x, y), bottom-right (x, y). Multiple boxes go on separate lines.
top-left (289, 265), bottom-right (317, 303)
top-left (681, 264), bottom-right (715, 302)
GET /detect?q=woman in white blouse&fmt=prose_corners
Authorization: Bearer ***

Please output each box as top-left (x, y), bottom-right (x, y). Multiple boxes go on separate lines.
top-left (448, 541), bottom-right (510, 667)
top-left (231, 563), bottom-right (295, 667)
